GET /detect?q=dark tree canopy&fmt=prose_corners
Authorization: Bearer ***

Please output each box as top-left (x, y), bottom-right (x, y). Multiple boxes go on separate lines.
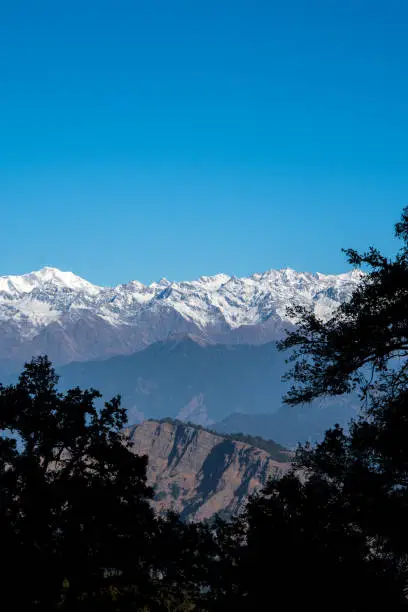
top-left (0, 356), bottom-right (158, 610)
top-left (0, 357), bottom-right (235, 611)
top-left (239, 470), bottom-right (405, 610)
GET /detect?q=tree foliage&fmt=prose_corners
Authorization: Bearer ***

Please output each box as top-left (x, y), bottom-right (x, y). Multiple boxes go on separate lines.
top-left (0, 356), bottom-right (159, 609)
top-left (278, 207), bottom-right (408, 406)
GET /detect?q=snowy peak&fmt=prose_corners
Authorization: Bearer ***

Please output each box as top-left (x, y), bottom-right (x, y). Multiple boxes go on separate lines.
top-left (31, 267), bottom-right (100, 292)
top-left (0, 266), bottom-right (363, 365)
top-left (0, 267), bottom-right (100, 295)
top-left (0, 266), bottom-right (361, 300)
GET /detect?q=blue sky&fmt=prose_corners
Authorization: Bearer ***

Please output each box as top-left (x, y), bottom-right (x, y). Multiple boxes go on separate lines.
top-left (1, 0), bottom-right (407, 285)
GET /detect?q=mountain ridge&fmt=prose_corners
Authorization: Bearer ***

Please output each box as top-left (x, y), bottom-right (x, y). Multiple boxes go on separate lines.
top-left (56, 336), bottom-right (359, 447)
top-left (0, 266), bottom-right (363, 365)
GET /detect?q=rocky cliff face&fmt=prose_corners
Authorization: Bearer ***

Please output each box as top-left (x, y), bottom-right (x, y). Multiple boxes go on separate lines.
top-left (125, 420), bottom-right (290, 522)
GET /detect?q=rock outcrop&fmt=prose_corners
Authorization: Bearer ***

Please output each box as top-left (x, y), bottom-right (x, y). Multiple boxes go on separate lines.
top-left (125, 420), bottom-right (290, 521)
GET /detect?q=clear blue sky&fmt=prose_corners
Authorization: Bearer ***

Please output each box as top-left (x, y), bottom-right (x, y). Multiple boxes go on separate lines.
top-left (1, 0), bottom-right (407, 285)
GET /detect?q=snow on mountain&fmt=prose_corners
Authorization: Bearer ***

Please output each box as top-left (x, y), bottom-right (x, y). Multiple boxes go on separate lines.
top-left (0, 266), bottom-right (363, 365)
top-left (0, 267), bottom-right (100, 295)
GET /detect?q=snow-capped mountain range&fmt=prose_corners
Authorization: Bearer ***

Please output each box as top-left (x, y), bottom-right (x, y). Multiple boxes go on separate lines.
top-left (0, 266), bottom-right (363, 365)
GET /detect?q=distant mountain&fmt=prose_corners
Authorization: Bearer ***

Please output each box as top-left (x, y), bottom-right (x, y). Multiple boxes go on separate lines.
top-left (214, 394), bottom-right (359, 449)
top-left (125, 419), bottom-right (290, 521)
top-left (0, 266), bottom-right (361, 446)
top-left (57, 337), bottom-right (288, 426)
top-left (56, 336), bottom-right (358, 447)
top-left (0, 266), bottom-right (363, 366)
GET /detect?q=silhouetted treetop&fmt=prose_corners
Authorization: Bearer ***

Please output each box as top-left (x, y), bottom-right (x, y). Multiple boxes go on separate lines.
top-left (278, 207), bottom-right (408, 405)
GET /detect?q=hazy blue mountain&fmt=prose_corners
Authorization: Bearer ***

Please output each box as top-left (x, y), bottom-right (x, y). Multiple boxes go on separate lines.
top-left (58, 336), bottom-right (287, 425)
top-left (57, 335), bottom-right (357, 447)
top-left (213, 395), bottom-right (359, 448)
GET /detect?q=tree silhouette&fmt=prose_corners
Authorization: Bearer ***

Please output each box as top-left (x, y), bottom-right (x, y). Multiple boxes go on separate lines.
top-left (278, 206), bottom-right (408, 406)
top-left (0, 356), bottom-right (157, 610)
top-left (0, 356), bottom-right (237, 611)
top-left (236, 461), bottom-right (405, 610)
top-left (277, 207), bottom-right (408, 590)
top-left (218, 208), bottom-right (408, 610)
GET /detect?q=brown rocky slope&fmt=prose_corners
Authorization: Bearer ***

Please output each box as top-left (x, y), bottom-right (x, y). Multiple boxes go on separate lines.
top-left (124, 419), bottom-right (291, 522)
